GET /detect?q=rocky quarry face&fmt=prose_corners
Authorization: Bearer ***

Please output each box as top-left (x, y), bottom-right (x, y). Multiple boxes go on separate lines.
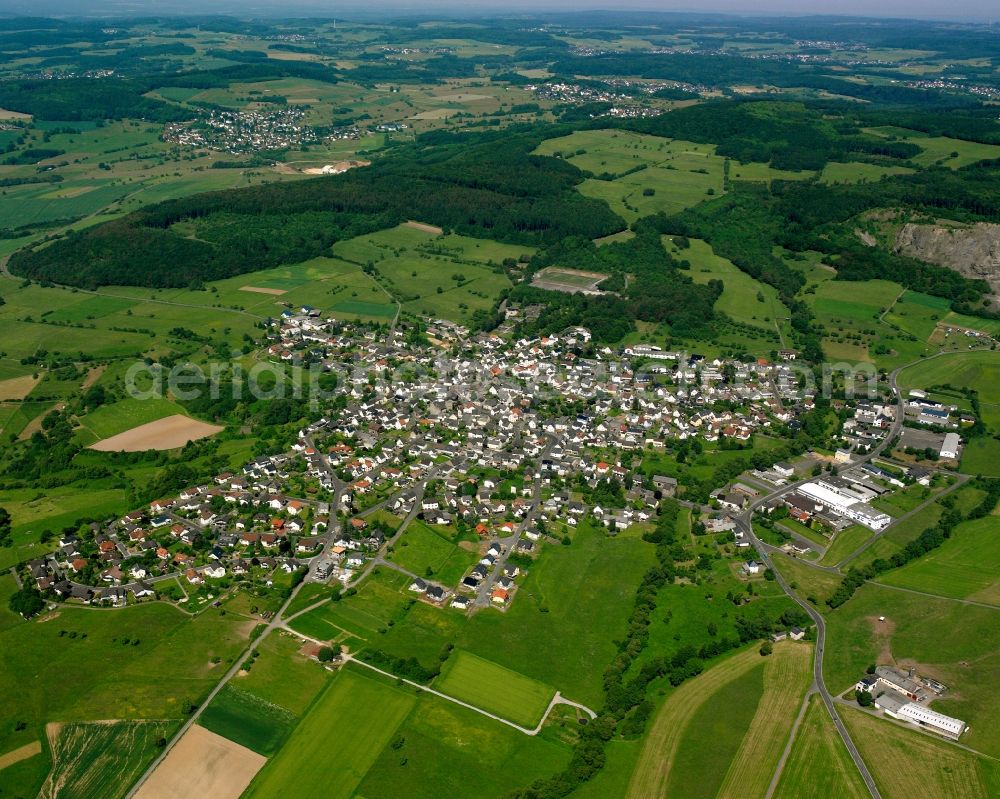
top-left (894, 222), bottom-right (1000, 301)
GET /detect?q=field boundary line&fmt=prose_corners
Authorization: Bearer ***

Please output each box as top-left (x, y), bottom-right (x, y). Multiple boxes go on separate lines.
top-left (716, 643), bottom-right (814, 799)
top-left (864, 580), bottom-right (1000, 610)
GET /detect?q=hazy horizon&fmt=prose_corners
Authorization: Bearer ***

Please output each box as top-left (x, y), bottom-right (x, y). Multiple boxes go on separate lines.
top-left (0, 0), bottom-right (998, 23)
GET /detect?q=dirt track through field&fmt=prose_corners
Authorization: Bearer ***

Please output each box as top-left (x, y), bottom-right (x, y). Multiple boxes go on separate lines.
top-left (240, 285), bottom-right (287, 295)
top-left (716, 642), bottom-right (814, 798)
top-left (132, 725), bottom-right (265, 799)
top-left (405, 220), bottom-right (444, 234)
top-left (88, 414), bottom-right (223, 452)
top-left (627, 646), bottom-right (763, 799)
top-left (0, 740), bottom-right (41, 769)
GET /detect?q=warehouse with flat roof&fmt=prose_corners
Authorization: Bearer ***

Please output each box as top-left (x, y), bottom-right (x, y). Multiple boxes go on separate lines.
top-left (896, 703), bottom-right (967, 740)
top-left (798, 481), bottom-right (891, 530)
top-left (940, 432), bottom-right (961, 460)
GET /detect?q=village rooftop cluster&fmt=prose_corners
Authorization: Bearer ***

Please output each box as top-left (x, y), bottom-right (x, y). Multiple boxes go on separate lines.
top-left (18, 300), bottom-right (954, 620)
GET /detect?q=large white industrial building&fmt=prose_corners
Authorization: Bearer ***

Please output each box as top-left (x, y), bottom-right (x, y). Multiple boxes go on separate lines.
top-left (889, 702), bottom-right (967, 740)
top-left (798, 480), bottom-right (891, 530)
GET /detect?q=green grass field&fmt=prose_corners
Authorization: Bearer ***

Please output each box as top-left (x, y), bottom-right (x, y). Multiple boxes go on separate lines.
top-left (534, 130), bottom-right (725, 223)
top-left (810, 279), bottom-right (902, 324)
top-left (0, 572), bottom-right (28, 633)
top-left (456, 520), bottom-right (656, 708)
top-left (820, 525), bottom-right (874, 566)
top-left (41, 720), bottom-right (175, 799)
top-left (819, 162), bottom-right (914, 183)
top-left (434, 650), bottom-right (555, 728)
top-left (387, 520), bottom-right (479, 587)
top-left (327, 225), bottom-right (516, 324)
top-left (774, 696), bottom-right (871, 799)
top-left (74, 397), bottom-right (190, 443)
top-left (677, 238), bottom-right (789, 331)
top-left (0, 747), bottom-right (50, 799)
top-left (236, 632), bottom-right (331, 715)
top-left (356, 682), bottom-right (573, 799)
top-left (802, 277), bottom-right (945, 366)
top-left (663, 661), bottom-right (765, 799)
top-left (730, 161), bottom-right (814, 183)
top-left (0, 603), bottom-right (252, 756)
top-left (44, 295), bottom-right (137, 323)
top-left (198, 685), bottom-right (297, 756)
top-left (960, 438), bottom-right (1000, 478)
top-left (0, 485), bottom-right (129, 571)
top-left (842, 706), bottom-right (995, 799)
top-left (876, 517), bottom-right (1000, 606)
top-left (771, 552), bottom-right (843, 607)
top-left (871, 482), bottom-right (938, 517)
top-left (533, 129), bottom-right (681, 175)
top-left (244, 668), bottom-right (416, 799)
top-left (884, 290), bottom-right (950, 342)
top-left (290, 569), bottom-right (412, 642)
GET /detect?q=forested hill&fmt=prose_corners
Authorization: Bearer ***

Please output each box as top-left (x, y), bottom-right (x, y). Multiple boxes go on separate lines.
top-left (10, 101), bottom-right (1000, 319)
top-left (8, 131), bottom-right (622, 289)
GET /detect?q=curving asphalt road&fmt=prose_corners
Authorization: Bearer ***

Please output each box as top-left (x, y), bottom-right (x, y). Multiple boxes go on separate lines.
top-left (732, 358), bottom-right (941, 799)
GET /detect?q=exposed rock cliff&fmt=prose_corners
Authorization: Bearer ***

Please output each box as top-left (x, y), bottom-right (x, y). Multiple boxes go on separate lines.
top-left (894, 222), bottom-right (1000, 300)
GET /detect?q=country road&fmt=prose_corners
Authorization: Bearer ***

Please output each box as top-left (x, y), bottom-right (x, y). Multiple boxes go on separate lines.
top-left (123, 577), bottom-right (309, 799)
top-left (734, 352), bottom-right (979, 798)
top-left (733, 359), bottom-right (925, 799)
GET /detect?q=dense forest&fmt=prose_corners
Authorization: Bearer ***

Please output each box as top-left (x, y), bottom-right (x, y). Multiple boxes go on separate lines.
top-left (9, 130), bottom-right (622, 288)
top-left (510, 225), bottom-right (722, 342)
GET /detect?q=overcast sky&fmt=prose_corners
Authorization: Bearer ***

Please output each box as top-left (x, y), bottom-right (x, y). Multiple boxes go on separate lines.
top-left (0, 0), bottom-right (997, 22)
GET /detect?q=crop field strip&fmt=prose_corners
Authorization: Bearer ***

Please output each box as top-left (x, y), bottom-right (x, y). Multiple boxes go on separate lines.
top-left (131, 724), bottom-right (265, 799)
top-left (243, 668), bottom-right (416, 799)
top-left (40, 720), bottom-right (176, 799)
top-left (773, 695), bottom-right (871, 799)
top-left (626, 645), bottom-right (766, 799)
top-left (662, 662), bottom-right (766, 799)
top-left (198, 684), bottom-right (298, 757)
top-left (714, 642), bottom-right (814, 799)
